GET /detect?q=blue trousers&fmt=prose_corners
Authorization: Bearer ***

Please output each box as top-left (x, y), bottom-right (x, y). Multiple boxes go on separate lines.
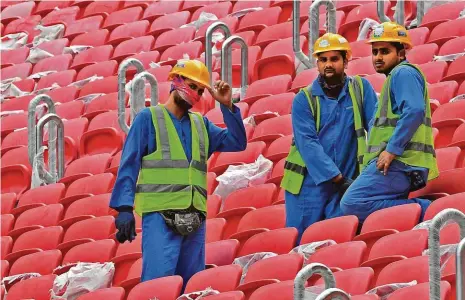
top-left (285, 180), bottom-right (343, 243)
top-left (141, 212), bottom-right (206, 292)
top-left (340, 159), bottom-right (431, 223)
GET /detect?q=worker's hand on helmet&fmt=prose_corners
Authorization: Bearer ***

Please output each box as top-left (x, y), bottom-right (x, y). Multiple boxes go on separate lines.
top-left (115, 207), bottom-right (137, 243)
top-left (208, 80), bottom-right (232, 110)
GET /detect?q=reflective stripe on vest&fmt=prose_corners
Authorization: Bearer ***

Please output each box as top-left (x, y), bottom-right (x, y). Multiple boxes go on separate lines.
top-left (363, 63), bottom-right (438, 180)
top-left (281, 76), bottom-right (366, 195)
top-left (134, 105), bottom-right (209, 215)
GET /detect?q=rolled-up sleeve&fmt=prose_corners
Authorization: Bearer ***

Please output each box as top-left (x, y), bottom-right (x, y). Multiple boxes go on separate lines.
top-left (386, 67), bottom-right (426, 156)
top-left (109, 108), bottom-right (153, 209)
top-left (292, 92), bottom-right (340, 185)
top-left (205, 103), bottom-right (247, 156)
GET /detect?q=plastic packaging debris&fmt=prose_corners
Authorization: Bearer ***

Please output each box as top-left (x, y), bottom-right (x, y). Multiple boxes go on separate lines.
top-left (460, 7), bottom-right (465, 19)
top-left (176, 287), bottom-right (220, 300)
top-left (0, 82), bottom-right (30, 100)
top-left (358, 18), bottom-right (380, 41)
top-left (149, 61), bottom-right (162, 69)
top-left (34, 82), bottom-right (61, 95)
top-left (366, 281), bottom-right (417, 300)
top-left (434, 52), bottom-right (465, 62)
top-left (27, 71), bottom-right (57, 80)
top-left (31, 145), bottom-right (55, 188)
top-left (26, 47), bottom-right (54, 63)
top-left (51, 262), bottom-right (115, 300)
top-left (214, 155), bottom-right (273, 204)
top-left (0, 110), bottom-right (25, 117)
top-left (450, 94), bottom-right (465, 103)
top-left (1, 273), bottom-right (41, 292)
top-left (63, 45), bottom-right (93, 55)
top-left (242, 115), bottom-right (256, 127)
top-left (181, 12), bottom-right (218, 30)
top-left (303, 285), bottom-right (326, 300)
top-left (422, 243), bottom-right (458, 271)
top-left (290, 240), bottom-right (337, 266)
top-left (233, 252), bottom-right (278, 284)
top-left (74, 93), bottom-right (105, 104)
top-left (70, 75), bottom-right (104, 89)
top-left (229, 7), bottom-right (263, 19)
top-left (0, 32), bottom-right (28, 51)
top-left (32, 24), bottom-right (65, 47)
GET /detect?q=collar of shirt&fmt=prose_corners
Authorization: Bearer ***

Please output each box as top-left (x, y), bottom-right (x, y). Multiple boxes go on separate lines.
top-left (311, 74), bottom-right (350, 101)
top-left (389, 60), bottom-right (410, 75)
top-left (165, 108), bottom-right (191, 123)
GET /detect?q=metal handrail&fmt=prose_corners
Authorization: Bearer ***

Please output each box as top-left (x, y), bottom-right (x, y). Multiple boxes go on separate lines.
top-left (118, 58), bottom-right (145, 134)
top-left (294, 263), bottom-right (336, 300)
top-left (27, 94), bottom-right (56, 166)
top-left (429, 209), bottom-right (465, 300)
top-left (221, 35), bottom-right (248, 100)
top-left (394, 0), bottom-right (405, 26)
top-left (130, 71), bottom-right (159, 121)
top-left (36, 113), bottom-right (64, 182)
top-left (206, 22), bottom-right (232, 87)
top-left (414, 1), bottom-right (426, 27)
top-left (457, 237), bottom-right (465, 300)
top-left (377, 0), bottom-right (391, 23)
top-left (293, 0), bottom-right (312, 69)
top-left (308, 0), bottom-right (337, 68)
top-left (315, 288), bottom-right (351, 300)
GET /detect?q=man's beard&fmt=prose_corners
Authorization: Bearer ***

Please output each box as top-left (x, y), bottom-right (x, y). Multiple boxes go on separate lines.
top-left (322, 69), bottom-right (344, 85)
top-left (173, 91), bottom-right (193, 111)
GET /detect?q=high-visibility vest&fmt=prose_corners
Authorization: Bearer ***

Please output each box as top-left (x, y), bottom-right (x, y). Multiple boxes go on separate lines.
top-left (281, 76), bottom-right (366, 195)
top-left (134, 105), bottom-right (209, 216)
top-left (363, 63), bottom-right (439, 180)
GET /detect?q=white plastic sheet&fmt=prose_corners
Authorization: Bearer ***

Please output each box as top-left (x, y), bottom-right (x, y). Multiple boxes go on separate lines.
top-left (32, 24), bottom-right (65, 47)
top-left (422, 243), bottom-right (458, 272)
top-left (0, 32), bottom-right (28, 51)
top-left (434, 52), bottom-right (465, 62)
top-left (74, 93), bottom-right (105, 105)
top-left (0, 81), bottom-right (30, 100)
top-left (70, 75), bottom-right (104, 89)
top-left (181, 12), bottom-right (218, 30)
top-left (229, 7), bottom-right (263, 19)
top-left (34, 82), bottom-right (61, 95)
top-left (290, 240), bottom-right (337, 266)
top-left (27, 70), bottom-right (57, 80)
top-left (233, 252), bottom-right (278, 284)
top-left (1, 273), bottom-right (41, 292)
top-left (357, 18), bottom-right (380, 41)
top-left (176, 287), bottom-right (220, 300)
top-left (214, 155), bottom-right (273, 204)
top-left (31, 145), bottom-right (53, 188)
top-left (26, 47), bottom-right (54, 63)
top-left (51, 262), bottom-right (115, 300)
top-left (366, 281), bottom-right (417, 300)
top-left (63, 45), bottom-right (93, 55)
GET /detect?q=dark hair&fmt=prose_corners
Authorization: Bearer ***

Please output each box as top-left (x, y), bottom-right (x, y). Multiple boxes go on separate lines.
top-left (316, 50), bottom-right (347, 61)
top-left (390, 42), bottom-right (405, 53)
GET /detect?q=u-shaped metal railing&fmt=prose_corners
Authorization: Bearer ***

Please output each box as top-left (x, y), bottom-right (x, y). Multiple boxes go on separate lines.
top-left (221, 35), bottom-right (248, 100)
top-left (457, 237), bottom-right (465, 300)
top-left (206, 21), bottom-right (232, 87)
top-left (118, 58), bottom-right (145, 134)
top-left (130, 71), bottom-right (159, 118)
top-left (293, 0), bottom-right (337, 69)
top-left (377, 0), bottom-right (391, 24)
top-left (429, 208), bottom-right (465, 300)
top-left (36, 113), bottom-right (64, 183)
top-left (294, 263), bottom-right (337, 300)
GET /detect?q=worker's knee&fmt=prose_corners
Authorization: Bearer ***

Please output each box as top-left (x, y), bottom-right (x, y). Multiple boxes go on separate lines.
top-left (340, 191), bottom-right (365, 218)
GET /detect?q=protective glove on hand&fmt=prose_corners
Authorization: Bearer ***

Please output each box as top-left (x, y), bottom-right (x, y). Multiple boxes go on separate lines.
top-left (115, 207), bottom-right (137, 243)
top-left (334, 177), bottom-right (354, 195)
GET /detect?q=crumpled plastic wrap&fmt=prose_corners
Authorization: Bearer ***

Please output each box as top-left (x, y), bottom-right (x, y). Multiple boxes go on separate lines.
top-left (27, 70), bottom-right (57, 80)
top-left (70, 75), bottom-right (104, 88)
top-left (0, 32), bottom-right (28, 51)
top-left (214, 154), bottom-right (273, 204)
top-left (181, 12), bottom-right (218, 30)
top-left (31, 145), bottom-right (54, 188)
top-left (0, 81), bottom-right (30, 100)
top-left (1, 273), bottom-right (41, 292)
top-left (422, 243), bottom-right (458, 272)
top-left (366, 281), bottom-right (417, 300)
top-left (357, 18), bottom-right (380, 41)
top-left (63, 45), bottom-right (93, 55)
top-left (303, 285), bottom-right (326, 300)
top-left (229, 7), bottom-right (263, 18)
top-left (149, 61), bottom-right (162, 69)
top-left (290, 240), bottom-right (337, 266)
top-left (51, 262), bottom-right (115, 300)
top-left (434, 52), bottom-right (465, 62)
top-left (176, 287), bottom-right (220, 299)
top-left (233, 252), bottom-right (278, 284)
top-left (32, 24), bottom-right (65, 47)
top-left (34, 82), bottom-right (61, 95)
top-left (242, 115), bottom-right (257, 127)
top-left (450, 94), bottom-right (465, 103)
top-left (74, 93), bottom-right (105, 105)
top-left (26, 47), bottom-right (54, 63)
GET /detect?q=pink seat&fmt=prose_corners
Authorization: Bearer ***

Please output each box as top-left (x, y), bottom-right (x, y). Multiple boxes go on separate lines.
top-left (185, 265), bottom-right (242, 293)
top-left (59, 153), bottom-right (112, 188)
top-left (238, 227), bottom-right (297, 257)
top-left (77, 60), bottom-right (118, 81)
top-left (254, 21), bottom-right (292, 49)
top-left (439, 36), bottom-right (465, 56)
top-left (289, 68), bottom-right (319, 93)
top-left (222, 184), bottom-right (278, 212)
top-left (195, 16), bottom-right (239, 42)
top-left (206, 218), bottom-right (227, 243)
top-left (364, 73), bottom-right (386, 93)
top-left (4, 15), bottom-right (41, 43)
top-left (70, 45), bottom-right (114, 71)
top-left (442, 55), bottom-right (465, 85)
top-left (1, 165), bottom-right (31, 196)
top-left (205, 102), bottom-right (248, 128)
top-left (206, 239), bottom-right (240, 267)
top-left (214, 46), bottom-right (262, 87)
top-left (79, 76), bottom-right (118, 97)
top-left (103, 6), bottom-right (143, 30)
top-left (263, 135), bottom-right (292, 163)
top-left (314, 267), bottom-right (375, 295)
top-left (1, 128), bottom-right (28, 153)
top-left (1, 214), bottom-right (15, 236)
top-left (424, 192), bottom-right (465, 221)
top-left (1, 193), bottom-right (17, 215)
top-left (192, 2), bottom-right (232, 21)
top-left (406, 43), bottom-right (438, 65)
top-left (42, 6), bottom-right (80, 27)
top-left (389, 281), bottom-right (451, 300)
top-left (83, 93), bottom-right (120, 120)
top-left (350, 40), bottom-right (372, 60)
top-left (12, 183), bottom-right (66, 216)
top-left (56, 101), bottom-right (85, 121)
top-left (148, 11), bottom-right (190, 37)
top-left (410, 168), bottom-right (465, 198)
top-left (32, 54), bottom-right (73, 74)
top-left (428, 81), bottom-right (458, 105)
top-left (1, 47), bottom-right (30, 68)
top-left (126, 276), bottom-right (183, 300)
top-left (420, 1), bottom-right (465, 30)
top-left (111, 35), bottom-right (154, 62)
top-left (0, 63), bottom-right (32, 80)
top-left (1, 146), bottom-right (31, 171)
top-left (59, 173), bottom-right (115, 208)
top-left (248, 280), bottom-right (293, 300)
top-left (1, 1), bottom-right (35, 24)
top-left (153, 27), bottom-right (196, 53)
top-left (427, 18), bottom-right (465, 47)
top-left (249, 115), bottom-right (292, 145)
top-left (376, 256), bottom-right (429, 286)
top-left (210, 141), bottom-right (267, 175)
top-left (142, 1), bottom-right (183, 22)
top-left (64, 16), bottom-right (104, 40)
top-left (248, 93), bottom-right (293, 120)
top-left (6, 274), bottom-right (57, 300)
top-left (347, 56), bottom-right (376, 76)
top-left (71, 29), bottom-right (110, 47)
top-left (181, 0), bottom-right (217, 13)
top-left (237, 6), bottom-right (281, 34)
top-left (36, 38), bottom-right (70, 56)
top-left (436, 147), bottom-right (462, 171)
top-left (301, 215), bottom-right (359, 245)
top-left (432, 100), bottom-right (465, 123)
top-left (36, 70), bottom-right (77, 91)
top-left (107, 20), bottom-right (149, 46)
top-left (83, 1), bottom-right (123, 18)
top-left (308, 241), bottom-right (367, 270)
top-left (76, 287), bottom-right (125, 300)
top-left (418, 61), bottom-right (448, 84)
top-left (35, 1), bottom-right (72, 16)
top-left (62, 239), bottom-right (117, 264)
top-left (160, 41), bottom-right (203, 65)
top-left (242, 75), bottom-right (293, 105)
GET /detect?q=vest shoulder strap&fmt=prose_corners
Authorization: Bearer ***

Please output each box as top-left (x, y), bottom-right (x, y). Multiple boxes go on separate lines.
top-left (301, 86), bottom-right (321, 133)
top-left (350, 75), bottom-right (365, 123)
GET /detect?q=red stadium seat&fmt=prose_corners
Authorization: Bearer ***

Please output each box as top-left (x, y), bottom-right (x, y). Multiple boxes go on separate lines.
top-left (58, 194), bottom-right (112, 229)
top-left (207, 194), bottom-right (222, 220)
top-left (314, 267), bottom-right (375, 295)
top-left (123, 1), bottom-right (153, 9)
top-left (12, 183), bottom-right (65, 216)
top-left (1, 165), bottom-right (31, 196)
top-left (203, 291), bottom-right (245, 300)
top-left (389, 281), bottom-right (451, 300)
top-left (1, 236), bottom-right (12, 260)
top-left (142, 1), bottom-right (183, 22)
top-left (424, 193), bottom-right (465, 222)
top-left (347, 56), bottom-right (376, 77)
top-left (427, 18), bottom-right (465, 47)
top-left (1, 146), bottom-right (31, 171)
top-left (71, 29), bottom-right (110, 47)
top-left (62, 239), bottom-right (117, 264)
top-left (243, 74), bottom-right (293, 105)
top-left (210, 141), bottom-right (266, 174)
top-left (126, 276), bottom-right (183, 300)
top-left (64, 16), bottom-right (104, 40)
top-left (185, 265), bottom-right (242, 293)
top-left (59, 153), bottom-right (112, 187)
top-left (433, 100), bottom-right (465, 123)
top-left (1, 193), bottom-right (17, 215)
top-left (206, 239), bottom-right (240, 267)
top-left (35, 1), bottom-right (72, 16)
top-left (1, 2), bottom-right (36, 24)
top-left (249, 280), bottom-right (293, 300)
top-left (439, 36), bottom-right (465, 56)
top-left (83, 1), bottom-right (122, 18)
top-left (192, 2), bottom-right (232, 21)
top-left (459, 81), bottom-right (465, 95)
top-left (350, 40), bottom-right (372, 60)
top-left (442, 55), bottom-right (465, 85)
top-left (376, 256), bottom-right (429, 286)
top-left (420, 1), bottom-right (465, 30)
top-left (0, 63), bottom-right (32, 80)
top-left (308, 241), bottom-right (367, 270)
top-left (70, 45), bottom-right (114, 71)
top-left (301, 215), bottom-right (359, 245)
top-left (410, 168), bottom-right (465, 198)
top-left (160, 41), bottom-right (203, 65)
top-left (249, 115), bottom-right (292, 145)
top-left (233, 0), bottom-right (271, 13)
top-left (79, 75), bottom-right (118, 97)
top-left (1, 112), bottom-right (27, 138)
top-left (36, 38), bottom-right (69, 56)
top-left (60, 173), bottom-right (115, 208)
top-left (364, 73), bottom-right (386, 94)
top-left (103, 6), bottom-right (143, 30)
top-left (42, 6), bottom-right (80, 27)
top-left (431, 119), bottom-right (465, 149)
top-left (300, 11), bottom-right (346, 37)
top-left (76, 287), bottom-right (125, 300)
top-left (1, 260), bottom-right (9, 277)
top-left (206, 218), bottom-right (227, 243)
top-left (108, 20), bottom-right (149, 46)
top-left (238, 227), bottom-right (298, 257)
top-left (37, 70), bottom-right (77, 91)
top-left (83, 93), bottom-right (120, 120)
top-left (1, 214), bottom-right (15, 236)
top-left (112, 35), bottom-right (154, 62)
top-left (195, 16), bottom-right (239, 42)
top-left (205, 102), bottom-right (249, 128)
top-left (428, 81), bottom-right (458, 105)
top-left (1, 47), bottom-right (30, 68)
top-left (406, 43), bottom-right (438, 65)
top-left (436, 147), bottom-right (462, 171)
top-left (4, 15), bottom-right (41, 43)
top-left (32, 54), bottom-right (73, 74)
top-left (254, 21), bottom-right (292, 49)
top-left (6, 274), bottom-right (57, 300)
top-left (263, 135), bottom-right (293, 163)
top-left (408, 27), bottom-right (430, 47)
top-left (77, 60), bottom-right (118, 81)
top-left (248, 93), bottom-right (294, 121)
top-left (148, 11), bottom-right (190, 37)
top-left (9, 249), bottom-right (62, 276)
top-left (418, 61), bottom-right (448, 84)
top-left (289, 68), bottom-right (319, 93)
top-left (181, 0), bottom-right (216, 13)
top-left (56, 101), bottom-right (85, 121)
top-left (153, 27), bottom-right (196, 53)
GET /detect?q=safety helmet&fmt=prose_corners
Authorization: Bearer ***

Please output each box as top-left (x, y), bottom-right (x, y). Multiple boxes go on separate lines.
top-left (312, 33), bottom-right (352, 60)
top-left (366, 22), bottom-right (412, 50)
top-left (168, 59), bottom-right (211, 89)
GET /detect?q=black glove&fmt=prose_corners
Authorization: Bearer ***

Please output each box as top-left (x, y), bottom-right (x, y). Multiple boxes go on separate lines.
top-left (334, 177), bottom-right (353, 195)
top-left (115, 206), bottom-right (137, 243)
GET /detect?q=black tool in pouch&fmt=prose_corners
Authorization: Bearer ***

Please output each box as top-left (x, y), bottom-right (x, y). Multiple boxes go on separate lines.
top-left (161, 209), bottom-right (205, 236)
top-left (409, 170), bottom-right (426, 192)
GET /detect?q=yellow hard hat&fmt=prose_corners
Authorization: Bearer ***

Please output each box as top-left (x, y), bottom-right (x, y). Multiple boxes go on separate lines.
top-left (366, 22), bottom-right (412, 50)
top-left (168, 59), bottom-right (211, 89)
top-left (313, 33), bottom-right (352, 60)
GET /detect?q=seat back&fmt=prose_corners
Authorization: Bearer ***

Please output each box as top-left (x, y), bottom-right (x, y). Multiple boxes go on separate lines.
top-left (9, 250), bottom-right (62, 275)
top-left (239, 227), bottom-right (298, 256)
top-left (185, 264), bottom-right (242, 293)
top-left (308, 241), bottom-right (367, 270)
top-left (223, 184), bottom-right (277, 212)
top-left (360, 204), bottom-right (421, 234)
top-left (63, 239), bottom-right (117, 264)
top-left (301, 215), bottom-right (359, 245)
top-left (244, 253), bottom-right (303, 283)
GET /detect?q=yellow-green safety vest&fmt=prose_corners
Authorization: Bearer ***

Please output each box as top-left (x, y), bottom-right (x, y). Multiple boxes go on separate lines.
top-left (134, 105), bottom-right (210, 216)
top-left (281, 76), bottom-right (366, 195)
top-left (363, 63), bottom-right (439, 180)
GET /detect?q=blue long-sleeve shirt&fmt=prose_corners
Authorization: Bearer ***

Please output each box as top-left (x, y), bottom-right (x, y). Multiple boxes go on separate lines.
top-left (109, 104), bottom-right (247, 209)
top-left (292, 76), bottom-right (378, 186)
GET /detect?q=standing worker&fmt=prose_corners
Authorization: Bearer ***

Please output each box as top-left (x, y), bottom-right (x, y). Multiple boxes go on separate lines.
top-left (109, 60), bottom-right (247, 289)
top-left (280, 33), bottom-right (378, 241)
top-left (340, 22), bottom-right (439, 222)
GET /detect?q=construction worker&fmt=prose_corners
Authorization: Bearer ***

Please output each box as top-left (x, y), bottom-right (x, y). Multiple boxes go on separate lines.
top-left (280, 33), bottom-right (378, 241)
top-left (109, 60), bottom-right (247, 290)
top-left (340, 22), bottom-right (439, 223)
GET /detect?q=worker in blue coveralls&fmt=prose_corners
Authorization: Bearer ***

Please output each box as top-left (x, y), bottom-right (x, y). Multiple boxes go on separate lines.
top-left (280, 33), bottom-right (378, 242)
top-left (340, 22), bottom-right (439, 223)
top-left (109, 60), bottom-right (247, 290)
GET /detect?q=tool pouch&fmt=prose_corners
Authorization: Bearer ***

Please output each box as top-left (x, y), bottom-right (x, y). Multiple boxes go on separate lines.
top-left (409, 170), bottom-right (426, 192)
top-left (161, 210), bottom-right (204, 236)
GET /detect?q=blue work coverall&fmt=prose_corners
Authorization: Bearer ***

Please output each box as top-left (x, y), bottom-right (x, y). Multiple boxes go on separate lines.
top-left (109, 104), bottom-right (247, 289)
top-left (286, 76), bottom-right (378, 242)
top-left (341, 62), bottom-right (432, 222)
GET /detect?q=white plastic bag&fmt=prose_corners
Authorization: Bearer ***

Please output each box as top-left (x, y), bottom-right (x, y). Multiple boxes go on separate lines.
top-left (233, 252), bottom-right (278, 284)
top-left (214, 155), bottom-right (273, 203)
top-left (181, 12), bottom-right (218, 30)
top-left (177, 287), bottom-right (220, 299)
top-left (26, 47), bottom-right (54, 63)
top-left (32, 24), bottom-right (65, 47)
top-left (51, 262), bottom-right (115, 300)
top-left (63, 45), bottom-right (93, 55)
top-left (433, 52), bottom-right (465, 62)
top-left (290, 240), bottom-right (337, 266)
top-left (366, 281), bottom-right (417, 300)
top-left (27, 71), bottom-right (57, 80)
top-left (0, 32), bottom-right (28, 51)
top-left (357, 18), bottom-right (380, 41)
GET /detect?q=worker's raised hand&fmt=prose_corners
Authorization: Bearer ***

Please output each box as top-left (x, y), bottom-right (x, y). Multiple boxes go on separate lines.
top-left (376, 151), bottom-right (397, 175)
top-left (208, 80), bottom-right (232, 110)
